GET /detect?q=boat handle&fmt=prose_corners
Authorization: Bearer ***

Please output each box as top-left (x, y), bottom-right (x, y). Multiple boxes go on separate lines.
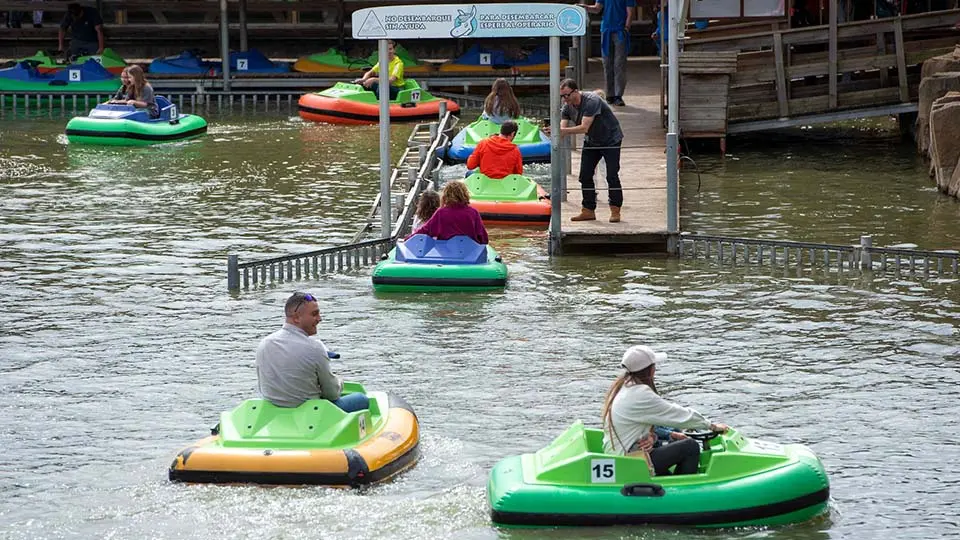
top-left (620, 483), bottom-right (665, 497)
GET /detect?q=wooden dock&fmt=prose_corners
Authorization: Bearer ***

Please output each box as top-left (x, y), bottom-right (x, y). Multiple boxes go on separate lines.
top-left (559, 58), bottom-right (670, 254)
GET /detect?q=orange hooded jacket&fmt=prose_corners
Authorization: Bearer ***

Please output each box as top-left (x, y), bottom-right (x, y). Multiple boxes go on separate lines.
top-left (466, 135), bottom-right (523, 179)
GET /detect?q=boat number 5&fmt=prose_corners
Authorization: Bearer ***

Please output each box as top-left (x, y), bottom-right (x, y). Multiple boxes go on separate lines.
top-left (238, 59), bottom-right (249, 71)
top-left (410, 90), bottom-right (421, 102)
top-left (590, 459), bottom-right (616, 483)
top-left (69, 69), bottom-right (81, 82)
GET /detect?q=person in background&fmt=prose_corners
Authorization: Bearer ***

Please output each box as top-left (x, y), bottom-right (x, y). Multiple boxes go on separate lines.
top-left (58, 2), bottom-right (104, 59)
top-left (409, 180), bottom-right (488, 245)
top-left (256, 292), bottom-right (370, 413)
top-left (550, 78), bottom-right (624, 223)
top-left (580, 0), bottom-right (634, 106)
top-left (109, 66), bottom-right (159, 118)
top-left (32, 0), bottom-right (43, 28)
top-left (466, 120), bottom-right (523, 179)
top-left (602, 345), bottom-right (728, 476)
top-left (481, 78), bottom-right (522, 124)
top-left (353, 39), bottom-right (404, 100)
top-left (411, 190), bottom-right (440, 230)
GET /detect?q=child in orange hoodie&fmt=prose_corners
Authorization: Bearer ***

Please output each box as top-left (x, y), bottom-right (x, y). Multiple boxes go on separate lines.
top-left (466, 120), bottom-right (523, 179)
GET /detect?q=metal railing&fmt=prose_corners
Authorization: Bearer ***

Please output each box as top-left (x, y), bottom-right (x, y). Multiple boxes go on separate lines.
top-left (679, 233), bottom-right (959, 278)
top-left (226, 109), bottom-right (456, 291)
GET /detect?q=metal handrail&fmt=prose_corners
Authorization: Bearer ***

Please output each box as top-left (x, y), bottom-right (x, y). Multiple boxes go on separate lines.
top-left (227, 109), bottom-right (456, 291)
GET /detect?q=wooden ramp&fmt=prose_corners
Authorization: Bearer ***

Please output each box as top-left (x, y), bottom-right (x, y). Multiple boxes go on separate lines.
top-left (559, 58), bottom-right (670, 254)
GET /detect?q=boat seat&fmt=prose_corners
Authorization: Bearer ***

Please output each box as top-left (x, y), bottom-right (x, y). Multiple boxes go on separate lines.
top-left (155, 95), bottom-right (178, 121)
top-left (396, 234), bottom-right (487, 265)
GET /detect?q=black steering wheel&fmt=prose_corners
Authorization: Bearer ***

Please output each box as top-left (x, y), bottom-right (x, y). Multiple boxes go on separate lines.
top-left (683, 429), bottom-right (721, 451)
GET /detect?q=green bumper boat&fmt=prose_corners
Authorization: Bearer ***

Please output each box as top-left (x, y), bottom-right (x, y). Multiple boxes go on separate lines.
top-left (66, 96), bottom-right (207, 146)
top-left (488, 421), bottom-right (830, 527)
top-left (372, 234), bottom-right (507, 292)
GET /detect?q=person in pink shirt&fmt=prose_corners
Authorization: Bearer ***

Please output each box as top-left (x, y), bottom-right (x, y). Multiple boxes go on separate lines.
top-left (409, 180), bottom-right (488, 245)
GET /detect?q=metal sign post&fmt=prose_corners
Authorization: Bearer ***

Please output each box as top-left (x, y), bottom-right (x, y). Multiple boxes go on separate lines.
top-left (378, 38), bottom-right (391, 237)
top-left (548, 36), bottom-right (562, 255)
top-left (666, 0), bottom-right (681, 249)
top-left (351, 3), bottom-right (587, 242)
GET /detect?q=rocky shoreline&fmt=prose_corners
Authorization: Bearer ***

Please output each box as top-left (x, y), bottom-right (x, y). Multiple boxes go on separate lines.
top-left (917, 45), bottom-right (960, 198)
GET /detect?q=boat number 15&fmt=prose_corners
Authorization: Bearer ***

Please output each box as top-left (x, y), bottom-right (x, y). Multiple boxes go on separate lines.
top-left (590, 459), bottom-right (616, 483)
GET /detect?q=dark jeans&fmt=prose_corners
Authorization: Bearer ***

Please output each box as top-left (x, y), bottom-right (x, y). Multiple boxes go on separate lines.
top-left (579, 144), bottom-right (622, 210)
top-left (370, 81), bottom-right (399, 101)
top-left (650, 437), bottom-right (701, 475)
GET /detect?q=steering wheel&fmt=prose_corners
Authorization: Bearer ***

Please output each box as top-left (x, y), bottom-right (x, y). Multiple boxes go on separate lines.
top-left (683, 429), bottom-right (721, 451)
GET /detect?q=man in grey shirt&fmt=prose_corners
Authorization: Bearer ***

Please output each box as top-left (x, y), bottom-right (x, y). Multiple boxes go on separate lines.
top-left (256, 292), bottom-right (369, 412)
top-left (554, 78), bottom-right (624, 223)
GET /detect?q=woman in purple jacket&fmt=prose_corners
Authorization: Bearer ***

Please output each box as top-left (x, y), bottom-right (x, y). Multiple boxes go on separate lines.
top-left (410, 180), bottom-right (488, 245)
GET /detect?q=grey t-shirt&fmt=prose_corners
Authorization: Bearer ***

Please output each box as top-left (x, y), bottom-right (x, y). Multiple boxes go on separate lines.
top-left (561, 91), bottom-right (623, 148)
top-left (256, 323), bottom-right (343, 408)
top-left (113, 83), bottom-right (159, 118)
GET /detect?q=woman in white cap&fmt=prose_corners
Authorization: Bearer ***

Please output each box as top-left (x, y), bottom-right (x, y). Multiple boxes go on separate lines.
top-left (601, 345), bottom-right (728, 476)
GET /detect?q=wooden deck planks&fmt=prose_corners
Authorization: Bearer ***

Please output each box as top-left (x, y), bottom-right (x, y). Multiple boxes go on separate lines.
top-left (559, 58), bottom-right (669, 252)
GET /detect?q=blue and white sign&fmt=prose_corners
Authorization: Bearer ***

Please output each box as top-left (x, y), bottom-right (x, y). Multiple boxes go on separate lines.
top-left (352, 3), bottom-right (587, 39)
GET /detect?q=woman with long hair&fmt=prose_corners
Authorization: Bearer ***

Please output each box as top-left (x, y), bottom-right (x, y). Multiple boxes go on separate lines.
top-left (409, 180), bottom-right (487, 245)
top-left (602, 345), bottom-right (728, 476)
top-left (109, 65), bottom-right (158, 118)
top-left (411, 189), bottom-right (440, 230)
top-left (482, 78), bottom-right (521, 124)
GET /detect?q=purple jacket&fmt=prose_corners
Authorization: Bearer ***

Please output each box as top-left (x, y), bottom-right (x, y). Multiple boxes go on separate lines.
top-left (410, 203), bottom-right (488, 245)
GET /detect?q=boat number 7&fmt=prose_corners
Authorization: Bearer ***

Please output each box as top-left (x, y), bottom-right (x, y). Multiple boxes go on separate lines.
top-left (410, 90), bottom-right (421, 102)
top-left (238, 59), bottom-right (249, 71)
top-left (590, 459), bottom-right (616, 483)
top-left (68, 69), bottom-right (81, 82)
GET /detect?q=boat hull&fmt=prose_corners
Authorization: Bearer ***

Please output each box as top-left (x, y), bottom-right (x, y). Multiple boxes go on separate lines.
top-left (65, 114), bottom-right (207, 146)
top-left (298, 81), bottom-right (459, 125)
top-left (372, 244), bottom-right (507, 292)
top-left (466, 173), bottom-right (551, 227)
top-left (169, 390), bottom-right (419, 486)
top-left (488, 422), bottom-right (830, 528)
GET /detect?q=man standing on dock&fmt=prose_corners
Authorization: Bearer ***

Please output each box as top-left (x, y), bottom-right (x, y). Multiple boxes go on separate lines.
top-left (58, 3), bottom-right (104, 59)
top-left (580, 0), bottom-right (634, 106)
top-left (554, 79), bottom-right (624, 223)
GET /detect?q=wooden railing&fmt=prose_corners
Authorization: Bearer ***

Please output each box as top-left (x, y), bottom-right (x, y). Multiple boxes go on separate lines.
top-left (679, 9), bottom-right (960, 130)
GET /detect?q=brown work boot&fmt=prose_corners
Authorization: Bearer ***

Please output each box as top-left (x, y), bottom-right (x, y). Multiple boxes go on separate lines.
top-left (609, 206), bottom-right (621, 223)
top-left (571, 208), bottom-right (596, 222)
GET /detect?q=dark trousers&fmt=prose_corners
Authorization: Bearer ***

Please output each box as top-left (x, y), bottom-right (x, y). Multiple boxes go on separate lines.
top-left (650, 437), bottom-right (701, 475)
top-left (578, 144), bottom-right (622, 210)
top-left (370, 81), bottom-right (399, 101)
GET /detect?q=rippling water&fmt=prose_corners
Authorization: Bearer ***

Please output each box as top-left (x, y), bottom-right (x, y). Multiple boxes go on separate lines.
top-left (1, 114), bottom-right (958, 540)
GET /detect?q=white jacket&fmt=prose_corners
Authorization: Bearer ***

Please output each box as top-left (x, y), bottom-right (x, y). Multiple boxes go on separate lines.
top-left (602, 383), bottom-right (712, 454)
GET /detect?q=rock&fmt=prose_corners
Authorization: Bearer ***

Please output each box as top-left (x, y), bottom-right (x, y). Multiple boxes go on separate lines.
top-left (928, 92), bottom-right (960, 197)
top-left (920, 45), bottom-right (960, 80)
top-left (916, 72), bottom-right (960, 157)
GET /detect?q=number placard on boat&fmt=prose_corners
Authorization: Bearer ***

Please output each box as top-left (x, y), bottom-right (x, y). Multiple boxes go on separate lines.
top-left (237, 58), bottom-right (249, 71)
top-left (352, 3), bottom-right (587, 39)
top-left (590, 459), bottom-right (616, 483)
top-left (68, 69), bottom-right (81, 82)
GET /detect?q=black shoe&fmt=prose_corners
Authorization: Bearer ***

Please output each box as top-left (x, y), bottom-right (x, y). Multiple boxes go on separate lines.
top-left (33, 23), bottom-right (42, 28)
top-left (613, 97), bottom-right (626, 107)
top-left (605, 95), bottom-right (615, 104)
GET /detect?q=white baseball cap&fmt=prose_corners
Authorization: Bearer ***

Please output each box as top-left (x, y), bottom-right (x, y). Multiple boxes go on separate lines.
top-left (621, 345), bottom-right (666, 373)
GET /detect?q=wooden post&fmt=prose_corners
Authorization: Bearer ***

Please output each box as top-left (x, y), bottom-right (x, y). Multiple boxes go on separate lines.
top-left (828, 0), bottom-right (838, 109)
top-left (773, 31), bottom-right (789, 118)
top-left (893, 17), bottom-right (909, 102)
top-left (239, 0), bottom-right (248, 52)
top-left (876, 31), bottom-right (889, 87)
top-left (337, 0), bottom-right (345, 50)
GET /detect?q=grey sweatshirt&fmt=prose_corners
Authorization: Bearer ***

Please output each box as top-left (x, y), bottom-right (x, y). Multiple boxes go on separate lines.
top-left (255, 323), bottom-right (342, 407)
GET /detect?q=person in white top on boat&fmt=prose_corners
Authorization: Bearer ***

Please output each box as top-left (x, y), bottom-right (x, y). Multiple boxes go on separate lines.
top-left (256, 292), bottom-right (369, 413)
top-left (602, 345), bottom-right (728, 475)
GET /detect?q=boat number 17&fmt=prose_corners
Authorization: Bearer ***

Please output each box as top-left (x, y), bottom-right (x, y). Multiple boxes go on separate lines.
top-left (590, 459), bottom-right (616, 483)
top-left (410, 90), bottom-right (421, 102)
